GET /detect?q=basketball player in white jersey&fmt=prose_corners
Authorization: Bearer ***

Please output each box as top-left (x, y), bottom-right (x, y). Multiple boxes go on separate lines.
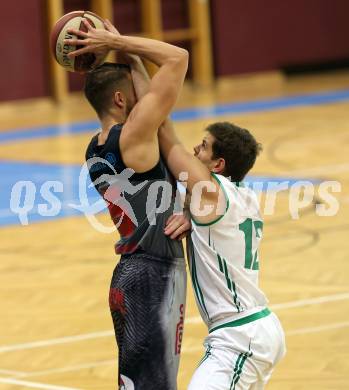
top-left (159, 119), bottom-right (286, 389)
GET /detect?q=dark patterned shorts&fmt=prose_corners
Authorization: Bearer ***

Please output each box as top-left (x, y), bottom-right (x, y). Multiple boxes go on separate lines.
top-left (109, 252), bottom-right (187, 390)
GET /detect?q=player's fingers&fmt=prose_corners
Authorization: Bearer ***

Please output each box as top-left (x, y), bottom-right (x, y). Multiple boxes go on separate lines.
top-left (170, 224), bottom-right (188, 240)
top-left (164, 218), bottom-right (182, 234)
top-left (104, 19), bottom-right (119, 34)
top-left (82, 18), bottom-right (94, 31)
top-left (103, 20), bottom-right (112, 32)
top-left (67, 46), bottom-right (91, 58)
top-left (164, 224), bottom-right (177, 236)
top-left (64, 38), bottom-right (89, 46)
top-left (67, 28), bottom-right (88, 38)
top-left (167, 216), bottom-right (191, 238)
top-left (165, 214), bottom-right (177, 226)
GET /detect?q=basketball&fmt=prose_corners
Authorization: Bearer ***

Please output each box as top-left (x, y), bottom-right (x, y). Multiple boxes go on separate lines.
top-left (51, 10), bottom-right (106, 72)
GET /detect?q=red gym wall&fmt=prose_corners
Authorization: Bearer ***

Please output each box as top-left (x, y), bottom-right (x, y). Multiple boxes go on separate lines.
top-left (0, 0), bottom-right (49, 101)
top-left (1, 0), bottom-right (349, 102)
top-left (210, 0), bottom-right (349, 76)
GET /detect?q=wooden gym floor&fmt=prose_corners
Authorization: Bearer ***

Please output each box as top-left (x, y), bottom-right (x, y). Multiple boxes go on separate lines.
top-left (0, 70), bottom-right (349, 389)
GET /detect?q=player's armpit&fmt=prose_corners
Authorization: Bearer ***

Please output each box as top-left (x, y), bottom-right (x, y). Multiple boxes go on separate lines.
top-left (121, 136), bottom-right (160, 173)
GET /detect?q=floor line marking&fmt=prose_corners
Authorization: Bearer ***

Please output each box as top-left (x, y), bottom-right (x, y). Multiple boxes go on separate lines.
top-left (8, 320), bottom-right (349, 380)
top-left (1, 292), bottom-right (349, 353)
top-left (0, 369), bottom-right (27, 376)
top-left (270, 292), bottom-right (349, 310)
top-left (9, 360), bottom-right (115, 379)
top-left (185, 292), bottom-right (349, 324)
top-left (283, 162), bottom-right (349, 176)
top-left (0, 331), bottom-right (114, 354)
top-left (287, 321), bottom-right (349, 335)
top-left (0, 377), bottom-right (81, 390)
top-left (2, 88), bottom-right (349, 144)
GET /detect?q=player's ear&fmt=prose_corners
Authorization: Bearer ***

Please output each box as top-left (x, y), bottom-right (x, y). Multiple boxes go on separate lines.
top-left (212, 158), bottom-right (225, 174)
top-left (113, 91), bottom-right (125, 109)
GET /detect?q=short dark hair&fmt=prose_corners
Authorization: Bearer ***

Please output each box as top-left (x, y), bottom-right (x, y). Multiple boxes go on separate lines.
top-left (206, 122), bottom-right (262, 182)
top-left (84, 62), bottom-right (131, 118)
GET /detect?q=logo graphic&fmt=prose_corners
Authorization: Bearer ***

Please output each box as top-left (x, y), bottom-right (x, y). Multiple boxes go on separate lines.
top-left (175, 304), bottom-right (185, 355)
top-left (109, 288), bottom-right (126, 315)
top-left (8, 152), bottom-right (342, 229)
top-left (69, 157), bottom-right (148, 233)
top-left (105, 152), bottom-right (117, 165)
top-left (94, 167), bottom-right (146, 227)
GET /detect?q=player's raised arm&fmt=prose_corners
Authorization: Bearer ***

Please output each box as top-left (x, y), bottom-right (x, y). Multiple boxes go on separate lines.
top-left (158, 119), bottom-right (218, 194)
top-left (158, 119), bottom-right (227, 225)
top-left (66, 19), bottom-right (188, 172)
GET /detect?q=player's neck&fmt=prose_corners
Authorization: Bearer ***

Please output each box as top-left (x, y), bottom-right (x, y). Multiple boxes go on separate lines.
top-left (100, 114), bottom-right (125, 134)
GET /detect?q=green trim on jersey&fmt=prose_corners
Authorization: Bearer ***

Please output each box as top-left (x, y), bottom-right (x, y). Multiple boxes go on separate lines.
top-left (216, 253), bottom-right (243, 312)
top-left (191, 249), bottom-right (210, 320)
top-left (217, 253), bottom-right (224, 272)
top-left (191, 173), bottom-right (230, 226)
top-left (209, 308), bottom-right (271, 334)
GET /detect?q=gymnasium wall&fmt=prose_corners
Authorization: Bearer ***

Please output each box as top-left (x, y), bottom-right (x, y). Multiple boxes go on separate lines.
top-left (1, 0), bottom-right (349, 102)
top-left (210, 0), bottom-right (349, 76)
top-left (0, 1), bottom-right (49, 101)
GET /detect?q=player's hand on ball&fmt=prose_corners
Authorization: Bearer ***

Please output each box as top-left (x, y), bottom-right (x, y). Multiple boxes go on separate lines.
top-left (64, 18), bottom-right (117, 62)
top-left (164, 214), bottom-right (191, 240)
top-left (93, 19), bottom-right (121, 67)
top-left (104, 19), bottom-right (120, 36)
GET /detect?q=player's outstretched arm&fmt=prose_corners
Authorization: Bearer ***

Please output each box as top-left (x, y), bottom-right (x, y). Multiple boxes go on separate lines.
top-left (158, 120), bottom-right (219, 194)
top-left (158, 121), bottom-right (225, 224)
top-left (66, 19), bottom-right (188, 173)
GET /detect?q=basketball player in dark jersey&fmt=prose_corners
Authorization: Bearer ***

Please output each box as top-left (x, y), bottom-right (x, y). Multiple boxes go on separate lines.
top-left (66, 19), bottom-right (189, 389)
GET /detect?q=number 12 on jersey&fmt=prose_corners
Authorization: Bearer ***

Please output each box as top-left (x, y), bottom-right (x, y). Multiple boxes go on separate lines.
top-left (239, 218), bottom-right (263, 270)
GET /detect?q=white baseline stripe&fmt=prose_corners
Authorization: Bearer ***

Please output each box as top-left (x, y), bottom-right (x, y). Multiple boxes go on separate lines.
top-left (288, 320), bottom-right (349, 335)
top-left (0, 377), bottom-right (80, 390)
top-left (0, 369), bottom-right (26, 376)
top-left (1, 292), bottom-right (349, 353)
top-left (8, 320), bottom-right (349, 381)
top-left (0, 331), bottom-right (113, 354)
top-left (186, 292), bottom-right (349, 324)
top-left (0, 322), bottom-right (349, 380)
top-left (270, 292), bottom-right (349, 311)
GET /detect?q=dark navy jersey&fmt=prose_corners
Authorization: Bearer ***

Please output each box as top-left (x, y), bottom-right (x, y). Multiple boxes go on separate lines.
top-left (85, 124), bottom-right (184, 260)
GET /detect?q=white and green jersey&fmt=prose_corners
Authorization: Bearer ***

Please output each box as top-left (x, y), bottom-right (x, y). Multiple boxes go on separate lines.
top-left (187, 173), bottom-right (268, 330)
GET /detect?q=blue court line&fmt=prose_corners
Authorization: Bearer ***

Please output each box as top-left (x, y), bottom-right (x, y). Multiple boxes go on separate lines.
top-left (1, 88), bottom-right (349, 144)
top-left (171, 88), bottom-right (349, 121)
top-left (0, 160), bottom-right (321, 227)
top-left (0, 120), bottom-right (99, 144)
